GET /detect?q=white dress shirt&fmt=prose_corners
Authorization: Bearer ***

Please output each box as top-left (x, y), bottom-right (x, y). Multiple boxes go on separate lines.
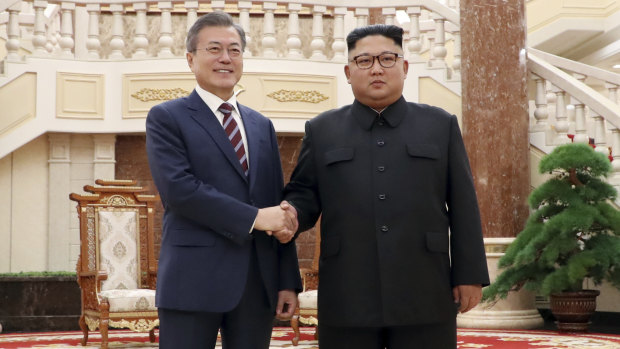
top-left (194, 85), bottom-right (250, 166)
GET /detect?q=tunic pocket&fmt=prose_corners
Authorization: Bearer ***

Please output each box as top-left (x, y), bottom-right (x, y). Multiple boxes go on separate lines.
top-left (406, 143), bottom-right (440, 160)
top-left (323, 147), bottom-right (354, 166)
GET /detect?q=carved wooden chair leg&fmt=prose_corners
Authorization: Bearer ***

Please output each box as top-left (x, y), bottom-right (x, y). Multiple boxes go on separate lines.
top-left (79, 314), bottom-right (88, 346)
top-left (290, 312), bottom-right (300, 346)
top-left (100, 301), bottom-right (110, 349)
top-left (149, 328), bottom-right (156, 342)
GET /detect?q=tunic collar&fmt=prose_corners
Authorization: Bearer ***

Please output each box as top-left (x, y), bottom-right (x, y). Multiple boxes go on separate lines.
top-left (352, 96), bottom-right (407, 130)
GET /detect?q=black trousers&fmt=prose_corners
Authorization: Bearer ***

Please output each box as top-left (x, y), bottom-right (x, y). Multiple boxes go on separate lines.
top-left (158, 245), bottom-right (273, 349)
top-left (318, 319), bottom-right (457, 349)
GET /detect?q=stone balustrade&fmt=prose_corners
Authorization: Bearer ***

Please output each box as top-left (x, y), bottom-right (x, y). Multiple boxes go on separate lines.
top-left (1, 0), bottom-right (460, 78)
top-left (528, 49), bottom-right (620, 189)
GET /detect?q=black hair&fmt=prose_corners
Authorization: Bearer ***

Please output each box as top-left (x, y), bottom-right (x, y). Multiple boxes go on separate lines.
top-left (186, 11), bottom-right (246, 53)
top-left (346, 24), bottom-right (404, 52)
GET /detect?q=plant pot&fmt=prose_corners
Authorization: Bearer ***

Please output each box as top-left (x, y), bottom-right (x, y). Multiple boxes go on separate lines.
top-left (550, 290), bottom-right (600, 332)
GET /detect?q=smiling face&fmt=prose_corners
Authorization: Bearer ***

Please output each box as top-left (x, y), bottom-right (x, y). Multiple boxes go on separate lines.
top-left (344, 35), bottom-right (408, 110)
top-left (186, 25), bottom-right (243, 100)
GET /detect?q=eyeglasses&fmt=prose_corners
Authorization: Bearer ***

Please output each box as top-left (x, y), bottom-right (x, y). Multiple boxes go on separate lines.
top-left (350, 52), bottom-right (403, 69)
top-left (194, 45), bottom-right (243, 59)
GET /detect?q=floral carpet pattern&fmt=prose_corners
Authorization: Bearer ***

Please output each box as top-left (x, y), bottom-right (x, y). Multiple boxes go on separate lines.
top-left (1, 328), bottom-right (620, 348)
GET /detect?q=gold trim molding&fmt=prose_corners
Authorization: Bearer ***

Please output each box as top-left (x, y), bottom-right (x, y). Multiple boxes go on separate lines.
top-left (267, 89), bottom-right (329, 104)
top-left (131, 88), bottom-right (190, 102)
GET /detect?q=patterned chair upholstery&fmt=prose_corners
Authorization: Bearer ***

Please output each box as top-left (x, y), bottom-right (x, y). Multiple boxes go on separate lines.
top-left (70, 180), bottom-right (159, 349)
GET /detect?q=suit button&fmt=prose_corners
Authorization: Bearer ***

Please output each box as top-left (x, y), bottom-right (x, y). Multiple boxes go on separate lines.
top-left (378, 194), bottom-right (386, 200)
top-left (378, 121), bottom-right (384, 126)
top-left (380, 225), bottom-right (388, 232)
top-left (378, 166), bottom-right (385, 172)
top-left (377, 140), bottom-right (385, 146)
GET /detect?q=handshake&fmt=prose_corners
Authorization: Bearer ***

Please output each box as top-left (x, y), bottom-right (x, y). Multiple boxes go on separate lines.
top-left (254, 200), bottom-right (298, 244)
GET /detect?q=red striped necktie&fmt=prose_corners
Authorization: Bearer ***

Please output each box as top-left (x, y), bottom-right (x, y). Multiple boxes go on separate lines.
top-left (219, 102), bottom-right (249, 176)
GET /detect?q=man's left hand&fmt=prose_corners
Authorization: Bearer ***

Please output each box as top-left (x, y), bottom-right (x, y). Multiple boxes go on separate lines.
top-left (452, 284), bottom-right (482, 313)
top-left (276, 289), bottom-right (298, 320)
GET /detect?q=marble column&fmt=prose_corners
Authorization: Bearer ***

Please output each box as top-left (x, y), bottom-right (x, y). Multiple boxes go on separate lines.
top-left (93, 134), bottom-right (116, 180)
top-left (458, 0), bottom-right (541, 329)
top-left (48, 134), bottom-right (72, 271)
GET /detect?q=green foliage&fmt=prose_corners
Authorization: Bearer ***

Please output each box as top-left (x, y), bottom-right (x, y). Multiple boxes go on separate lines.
top-left (483, 143), bottom-right (620, 302)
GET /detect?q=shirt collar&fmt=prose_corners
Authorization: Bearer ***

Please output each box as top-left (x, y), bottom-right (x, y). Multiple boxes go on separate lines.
top-left (194, 84), bottom-right (239, 116)
top-left (352, 96), bottom-right (407, 130)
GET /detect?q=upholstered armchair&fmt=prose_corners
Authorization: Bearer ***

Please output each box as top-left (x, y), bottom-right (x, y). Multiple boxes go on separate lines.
top-left (290, 223), bottom-right (320, 346)
top-left (70, 179), bottom-right (159, 349)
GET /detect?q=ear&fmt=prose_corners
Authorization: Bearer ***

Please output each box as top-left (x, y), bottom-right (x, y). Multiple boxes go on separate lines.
top-left (402, 59), bottom-right (409, 78)
top-left (344, 64), bottom-right (351, 84)
top-left (186, 52), bottom-right (195, 72)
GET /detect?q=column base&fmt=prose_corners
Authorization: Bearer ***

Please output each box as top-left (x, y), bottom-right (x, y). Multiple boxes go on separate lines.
top-left (458, 309), bottom-right (544, 329)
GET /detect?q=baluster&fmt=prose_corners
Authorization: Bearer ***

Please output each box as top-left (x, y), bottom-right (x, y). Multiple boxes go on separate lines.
top-left (6, 3), bottom-right (21, 61)
top-left (570, 74), bottom-right (588, 143)
top-left (427, 35), bottom-right (435, 65)
top-left (54, 14), bottom-right (62, 54)
top-left (185, 1), bottom-right (198, 32)
top-left (406, 7), bottom-right (422, 62)
top-left (531, 74), bottom-right (548, 131)
top-left (131, 3), bottom-right (148, 58)
top-left (606, 83), bottom-right (620, 181)
top-left (332, 7), bottom-right (347, 62)
top-left (33, 0), bottom-right (48, 55)
top-left (609, 125), bottom-right (620, 184)
top-left (552, 85), bottom-right (569, 144)
top-left (355, 8), bottom-right (369, 28)
top-left (383, 8), bottom-right (396, 25)
top-left (59, 2), bottom-right (75, 58)
top-left (451, 31), bottom-right (461, 80)
top-left (157, 2), bottom-right (174, 58)
top-left (286, 3), bottom-right (302, 59)
top-left (310, 6), bottom-right (326, 60)
top-left (238, 1), bottom-right (252, 57)
top-left (109, 4), bottom-right (125, 59)
top-left (592, 111), bottom-right (609, 157)
top-left (430, 14), bottom-right (447, 68)
top-left (84, 4), bottom-right (101, 59)
top-left (262, 2), bottom-right (277, 58)
top-left (607, 83), bottom-right (619, 104)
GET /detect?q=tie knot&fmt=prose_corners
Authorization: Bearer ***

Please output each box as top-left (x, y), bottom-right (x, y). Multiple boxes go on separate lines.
top-left (218, 103), bottom-right (233, 116)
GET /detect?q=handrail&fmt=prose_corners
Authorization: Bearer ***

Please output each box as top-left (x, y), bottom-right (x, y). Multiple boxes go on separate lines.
top-left (528, 51), bottom-right (620, 128)
top-left (529, 48), bottom-right (620, 86)
top-left (0, 0), bottom-right (20, 14)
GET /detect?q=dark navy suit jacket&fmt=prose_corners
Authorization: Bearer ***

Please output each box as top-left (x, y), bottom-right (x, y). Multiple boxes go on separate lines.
top-left (146, 90), bottom-right (301, 313)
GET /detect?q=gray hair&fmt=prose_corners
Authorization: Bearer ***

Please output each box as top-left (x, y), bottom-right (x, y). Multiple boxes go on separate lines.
top-left (186, 11), bottom-right (246, 53)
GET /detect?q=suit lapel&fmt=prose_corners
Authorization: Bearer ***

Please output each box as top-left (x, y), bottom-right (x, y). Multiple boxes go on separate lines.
top-left (186, 90), bottom-right (248, 181)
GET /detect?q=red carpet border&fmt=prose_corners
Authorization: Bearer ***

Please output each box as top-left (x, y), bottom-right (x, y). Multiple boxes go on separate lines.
top-left (1, 327), bottom-right (620, 348)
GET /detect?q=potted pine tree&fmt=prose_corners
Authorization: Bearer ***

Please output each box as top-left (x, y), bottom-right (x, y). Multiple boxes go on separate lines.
top-left (482, 143), bottom-right (620, 332)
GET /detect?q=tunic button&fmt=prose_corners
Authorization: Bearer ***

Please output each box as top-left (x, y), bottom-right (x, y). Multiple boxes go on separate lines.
top-left (381, 225), bottom-right (389, 232)
top-left (378, 194), bottom-right (386, 200)
top-left (377, 140), bottom-right (385, 146)
top-left (378, 166), bottom-right (385, 172)
top-left (378, 121), bottom-right (384, 126)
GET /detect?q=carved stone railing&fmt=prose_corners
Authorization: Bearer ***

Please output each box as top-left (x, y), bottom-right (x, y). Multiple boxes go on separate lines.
top-left (528, 48), bottom-right (620, 188)
top-left (1, 0), bottom-right (460, 77)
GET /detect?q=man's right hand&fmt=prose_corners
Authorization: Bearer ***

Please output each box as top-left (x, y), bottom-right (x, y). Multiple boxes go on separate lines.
top-left (254, 204), bottom-right (297, 242)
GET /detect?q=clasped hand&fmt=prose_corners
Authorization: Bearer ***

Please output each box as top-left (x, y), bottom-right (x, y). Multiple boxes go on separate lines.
top-left (254, 201), bottom-right (298, 243)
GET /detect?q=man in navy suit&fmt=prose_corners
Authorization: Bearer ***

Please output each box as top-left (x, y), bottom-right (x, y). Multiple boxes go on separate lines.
top-left (146, 12), bottom-right (302, 349)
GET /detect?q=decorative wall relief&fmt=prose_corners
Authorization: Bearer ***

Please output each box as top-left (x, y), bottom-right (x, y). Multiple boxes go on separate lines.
top-left (267, 90), bottom-right (329, 104)
top-left (131, 88), bottom-right (190, 102)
